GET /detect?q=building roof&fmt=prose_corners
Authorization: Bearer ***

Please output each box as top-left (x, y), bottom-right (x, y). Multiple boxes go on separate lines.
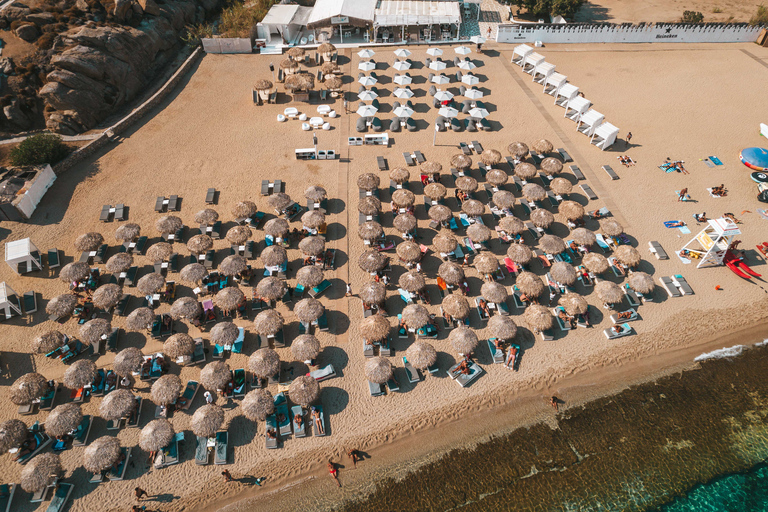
top-left (375, 0), bottom-right (461, 27)
top-left (262, 5), bottom-right (313, 27)
top-left (307, 0), bottom-right (377, 28)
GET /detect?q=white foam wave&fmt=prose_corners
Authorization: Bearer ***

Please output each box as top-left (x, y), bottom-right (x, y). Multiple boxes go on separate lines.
top-left (694, 345), bottom-right (747, 362)
top-left (755, 339), bottom-right (768, 347)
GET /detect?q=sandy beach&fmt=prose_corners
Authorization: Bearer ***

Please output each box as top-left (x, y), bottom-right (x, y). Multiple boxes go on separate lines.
top-left (1, 39), bottom-right (768, 512)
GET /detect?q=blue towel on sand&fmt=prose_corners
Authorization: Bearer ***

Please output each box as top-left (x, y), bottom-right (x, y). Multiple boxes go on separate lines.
top-left (709, 156), bottom-right (723, 165)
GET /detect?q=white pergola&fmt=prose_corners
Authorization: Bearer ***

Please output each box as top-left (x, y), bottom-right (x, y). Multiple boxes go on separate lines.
top-left (374, 0), bottom-right (461, 43)
top-left (5, 238), bottom-right (42, 275)
top-left (0, 282), bottom-right (22, 319)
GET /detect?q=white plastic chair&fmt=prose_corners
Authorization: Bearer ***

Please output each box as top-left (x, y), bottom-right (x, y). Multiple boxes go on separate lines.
top-left (329, 111), bottom-right (337, 118)
top-left (277, 114), bottom-right (286, 122)
top-left (301, 123), bottom-right (311, 131)
top-left (299, 113), bottom-right (308, 121)
top-left (322, 123), bottom-right (331, 131)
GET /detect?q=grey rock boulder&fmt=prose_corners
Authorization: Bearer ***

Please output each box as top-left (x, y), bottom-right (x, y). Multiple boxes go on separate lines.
top-left (15, 22), bottom-right (38, 42)
top-left (4, 99), bottom-right (32, 130)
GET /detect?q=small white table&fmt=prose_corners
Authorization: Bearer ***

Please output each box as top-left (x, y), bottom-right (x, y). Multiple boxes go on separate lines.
top-left (284, 107), bottom-right (299, 118)
top-left (317, 105), bottom-right (331, 115)
top-left (309, 117), bottom-right (324, 128)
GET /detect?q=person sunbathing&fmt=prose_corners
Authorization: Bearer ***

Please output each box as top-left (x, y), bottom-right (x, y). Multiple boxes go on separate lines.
top-left (105, 371), bottom-right (117, 389)
top-left (12, 433), bottom-right (38, 461)
top-left (505, 346), bottom-right (518, 369)
top-left (294, 413), bottom-right (303, 429)
top-left (724, 213), bottom-right (740, 224)
top-left (611, 324), bottom-right (623, 334)
top-left (311, 407), bottom-right (324, 435)
top-left (667, 221), bottom-right (685, 227)
top-left (458, 361), bottom-right (471, 375)
top-left (694, 212), bottom-right (708, 223)
top-left (266, 428), bottom-right (277, 440)
top-left (617, 311), bottom-right (633, 319)
top-left (711, 185), bottom-right (727, 196)
top-left (478, 299), bottom-right (491, 317)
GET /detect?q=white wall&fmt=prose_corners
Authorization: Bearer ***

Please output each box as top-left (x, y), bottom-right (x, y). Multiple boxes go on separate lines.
top-left (202, 38), bottom-right (253, 54)
top-left (13, 164), bottom-right (55, 220)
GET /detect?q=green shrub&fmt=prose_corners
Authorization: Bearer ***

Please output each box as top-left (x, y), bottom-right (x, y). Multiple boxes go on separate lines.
top-left (218, 0), bottom-right (278, 38)
top-left (682, 10), bottom-right (704, 23)
top-left (751, 4), bottom-right (768, 24)
top-left (10, 134), bottom-right (71, 166)
top-left (712, 6), bottom-right (722, 13)
top-left (512, 0), bottom-right (583, 18)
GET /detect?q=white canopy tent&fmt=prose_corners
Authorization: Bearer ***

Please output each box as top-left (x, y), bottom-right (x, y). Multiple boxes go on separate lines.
top-left (522, 53), bottom-right (545, 74)
top-left (512, 44), bottom-right (533, 66)
top-left (307, 0), bottom-right (377, 28)
top-left (532, 62), bottom-right (556, 84)
top-left (0, 282), bottom-right (21, 319)
top-left (555, 83), bottom-right (579, 107)
top-left (577, 109), bottom-right (605, 137)
top-left (565, 96), bottom-right (592, 121)
top-left (5, 238), bottom-right (42, 275)
top-left (544, 72), bottom-right (567, 96)
top-left (374, 0), bottom-right (461, 43)
top-left (591, 122), bottom-right (620, 150)
top-left (260, 5), bottom-right (313, 44)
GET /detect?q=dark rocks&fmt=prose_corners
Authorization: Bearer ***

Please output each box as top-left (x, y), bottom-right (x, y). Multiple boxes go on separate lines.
top-left (138, 0), bottom-right (161, 16)
top-left (4, 99), bottom-right (32, 130)
top-left (0, 58), bottom-right (15, 75)
top-left (15, 22), bottom-right (39, 42)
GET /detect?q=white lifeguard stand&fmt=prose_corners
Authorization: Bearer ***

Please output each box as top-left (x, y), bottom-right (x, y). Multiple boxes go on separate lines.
top-left (5, 238), bottom-right (43, 275)
top-left (679, 218), bottom-right (741, 268)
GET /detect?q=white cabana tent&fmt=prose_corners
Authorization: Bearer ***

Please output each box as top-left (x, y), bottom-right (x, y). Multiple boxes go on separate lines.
top-left (512, 44), bottom-right (533, 66)
top-left (5, 238), bottom-right (42, 275)
top-left (307, 0), bottom-right (377, 43)
top-left (0, 282), bottom-right (21, 319)
top-left (374, 0), bottom-right (461, 43)
top-left (565, 96), bottom-right (592, 121)
top-left (522, 53), bottom-right (545, 74)
top-left (544, 72), bottom-right (567, 96)
top-left (261, 5), bottom-right (313, 45)
top-left (591, 122), bottom-right (620, 150)
top-left (532, 62), bottom-right (556, 84)
top-left (555, 83), bottom-right (579, 107)
top-left (577, 110), bottom-right (605, 137)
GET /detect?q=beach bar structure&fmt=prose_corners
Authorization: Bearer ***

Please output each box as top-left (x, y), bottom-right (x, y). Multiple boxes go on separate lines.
top-left (0, 282), bottom-right (22, 319)
top-left (373, 0), bottom-right (462, 44)
top-left (5, 237), bottom-right (43, 275)
top-left (306, 0), bottom-right (377, 44)
top-left (0, 164), bottom-right (56, 221)
top-left (260, 4), bottom-right (313, 46)
top-left (679, 218), bottom-right (741, 268)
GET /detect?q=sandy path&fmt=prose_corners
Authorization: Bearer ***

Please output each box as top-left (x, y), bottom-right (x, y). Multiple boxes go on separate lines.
top-left (574, 0), bottom-right (763, 23)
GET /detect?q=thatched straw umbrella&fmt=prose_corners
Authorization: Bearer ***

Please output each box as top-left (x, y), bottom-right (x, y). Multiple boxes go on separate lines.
top-left (450, 154), bottom-right (472, 170)
top-left (524, 304), bottom-right (553, 332)
top-left (280, 57), bottom-right (298, 71)
top-left (0, 419), bottom-right (27, 454)
top-left (45, 403), bottom-right (82, 437)
top-left (232, 201), bottom-right (258, 219)
top-left (508, 142), bottom-right (529, 159)
top-left (507, 243), bottom-right (532, 264)
top-left (289, 375), bottom-right (320, 407)
top-left (540, 157), bottom-right (564, 175)
top-left (75, 232), bottom-right (104, 252)
top-left (268, 193), bottom-right (293, 211)
top-left (406, 342), bottom-right (437, 370)
top-left (138, 272), bottom-right (165, 295)
top-left (515, 162), bottom-right (537, 180)
top-left (467, 223), bottom-right (491, 243)
top-left (100, 389), bottom-right (136, 421)
top-left (359, 281), bottom-right (386, 305)
top-left (301, 210), bottom-right (326, 230)
top-left (499, 216), bottom-right (525, 235)
top-left (516, 271), bottom-right (545, 298)
top-left (294, 298), bottom-right (324, 324)
top-left (360, 313), bottom-right (390, 342)
top-left (152, 374), bottom-right (183, 406)
top-left (115, 223), bottom-right (140, 242)
top-left (21, 452), bottom-right (61, 493)
top-left (493, 191), bottom-right (516, 210)
top-left (187, 234), bottom-right (213, 255)
top-left (214, 287), bottom-right (245, 312)
top-left (195, 208), bottom-right (219, 226)
top-left (284, 73), bottom-right (314, 91)
top-left (443, 294), bottom-right (471, 320)
top-left (201, 361), bottom-right (231, 392)
top-left (147, 242), bottom-right (172, 262)
top-left (80, 318), bottom-right (111, 345)
top-left (522, 183), bottom-right (546, 201)
top-left (292, 335), bottom-right (321, 362)
top-left (357, 173), bottom-right (380, 191)
top-left (614, 245), bottom-right (642, 268)
top-left (261, 245), bottom-right (287, 266)
top-left (64, 359), bottom-right (96, 389)
top-left (488, 315), bottom-right (517, 340)
top-left (358, 249), bottom-right (389, 273)
top-left (439, 261), bottom-right (465, 285)
top-left (192, 404), bottom-right (225, 438)
top-left (241, 389), bottom-right (274, 421)
top-left (220, 255), bottom-right (247, 276)
top-left (420, 161), bottom-right (442, 176)
top-left (531, 208), bottom-right (555, 229)
top-left (164, 333), bottom-right (195, 359)
top-left (170, 297), bottom-right (201, 321)
top-left (540, 234), bottom-right (566, 255)
top-left (572, 228), bottom-right (596, 246)
top-left (226, 226), bottom-right (252, 245)
top-left (211, 322), bottom-right (239, 347)
top-left (449, 327), bottom-right (478, 355)
top-left (179, 263), bottom-right (206, 286)
top-left (299, 236), bottom-right (326, 257)
top-left (105, 252), bottom-right (133, 273)
top-left (456, 176), bottom-right (478, 193)
top-left (32, 330), bottom-right (66, 354)
top-left (84, 436), bottom-right (120, 473)
top-left (628, 271), bottom-right (655, 294)
top-left (397, 241), bottom-right (422, 263)
top-left (481, 281), bottom-right (508, 303)
top-left (256, 277), bottom-right (287, 301)
top-left (393, 213), bottom-right (417, 233)
top-left (297, 265), bottom-right (324, 288)
top-left (126, 307), bottom-right (154, 331)
top-left (486, 169), bottom-right (508, 187)
top-left (320, 62), bottom-right (337, 74)
top-left (254, 309), bottom-right (285, 336)
top-left (481, 149), bottom-right (503, 166)
top-left (533, 139), bottom-right (554, 154)
top-left (474, 252), bottom-right (499, 275)
top-left (318, 42), bottom-right (336, 54)
top-left (46, 293), bottom-right (77, 318)
top-left (600, 218), bottom-right (624, 237)
top-left (392, 189), bottom-right (416, 208)
top-left (559, 201), bottom-right (585, 222)
top-left (390, 167), bottom-right (410, 184)
top-left (139, 419), bottom-right (175, 453)
top-left (424, 182), bottom-right (447, 200)
top-left (596, 281), bottom-right (624, 305)
top-left (304, 186), bottom-right (327, 201)
top-left (399, 271), bottom-right (426, 292)
top-left (550, 177), bottom-right (573, 195)
top-left (583, 252), bottom-right (609, 274)
top-left (429, 204), bottom-right (452, 223)
top-left (433, 233), bottom-right (458, 255)
top-left (560, 293), bottom-right (588, 316)
top-left (325, 76), bottom-right (342, 89)
top-left (287, 46), bottom-right (305, 60)
top-left (156, 215), bottom-right (182, 234)
top-left (92, 283), bottom-right (122, 310)
top-left (59, 262), bottom-right (89, 283)
top-left (358, 221), bottom-right (383, 241)
top-left (249, 349), bottom-right (280, 379)
top-left (113, 347), bottom-right (143, 377)
top-left (551, 261), bottom-right (577, 285)
top-left (365, 357), bottom-right (392, 384)
top-left (462, 199), bottom-right (485, 217)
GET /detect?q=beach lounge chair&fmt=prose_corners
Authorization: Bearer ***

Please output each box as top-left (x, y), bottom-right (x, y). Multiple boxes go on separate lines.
top-left (179, 381), bottom-right (199, 410)
top-left (487, 339), bottom-right (505, 364)
top-left (154, 432), bottom-right (182, 469)
top-left (377, 156), bottom-right (388, 171)
top-left (594, 234), bottom-right (612, 253)
top-left (553, 307), bottom-right (572, 331)
top-left (369, 381), bottom-right (385, 396)
top-left (134, 236), bottom-right (148, 255)
top-left (660, 276), bottom-right (682, 297)
top-left (155, 197), bottom-right (165, 212)
top-left (569, 165), bottom-right (585, 180)
top-left (109, 447), bottom-right (131, 480)
top-left (205, 188), bottom-right (216, 204)
top-left (114, 204), bottom-right (126, 221)
top-left (557, 148), bottom-right (572, 162)
top-left (72, 415), bottom-right (92, 447)
top-left (17, 424), bottom-right (51, 465)
top-left (106, 327), bottom-right (119, 352)
top-left (604, 323), bottom-right (634, 339)
top-left (214, 431), bottom-right (228, 465)
top-left (580, 184), bottom-right (598, 200)
top-left (624, 287), bottom-right (641, 308)
top-left (100, 204), bottom-right (112, 222)
top-left (672, 274), bottom-right (694, 295)
top-left (233, 369), bottom-right (246, 398)
top-left (448, 360), bottom-right (484, 387)
top-left (308, 279), bottom-right (332, 298)
top-left (0, 483), bottom-right (16, 512)
top-left (126, 397), bottom-right (142, 428)
top-left (47, 249), bottom-right (60, 269)
top-left (265, 415), bottom-right (278, 449)
top-left (539, 329), bottom-right (555, 341)
top-left (402, 152), bottom-right (415, 166)
top-left (292, 405), bottom-right (307, 438)
top-left (403, 357), bottom-right (421, 383)
top-left (45, 482), bottom-right (73, 512)
top-left (168, 195), bottom-right (179, 212)
top-left (386, 373), bottom-right (400, 392)
top-left (611, 308), bottom-right (639, 323)
top-left (39, 384), bottom-right (57, 411)
top-left (379, 336), bottom-right (392, 357)
top-left (602, 165), bottom-right (619, 180)
top-left (274, 393), bottom-right (292, 436)
top-left (196, 436), bottom-right (210, 464)
top-left (22, 290), bottom-right (37, 314)
top-left (648, 241), bottom-right (669, 260)
top-left (310, 364), bottom-right (336, 382)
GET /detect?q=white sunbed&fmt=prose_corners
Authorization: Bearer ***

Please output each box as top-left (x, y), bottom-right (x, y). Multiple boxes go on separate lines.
top-left (610, 308), bottom-right (639, 324)
top-left (604, 323), bottom-right (634, 339)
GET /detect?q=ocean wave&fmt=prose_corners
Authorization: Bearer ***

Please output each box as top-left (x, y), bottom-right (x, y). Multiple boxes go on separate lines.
top-left (755, 339), bottom-right (768, 347)
top-left (694, 345), bottom-right (747, 361)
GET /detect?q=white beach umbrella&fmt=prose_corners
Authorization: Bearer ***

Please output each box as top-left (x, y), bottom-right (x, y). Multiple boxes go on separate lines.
top-left (358, 76), bottom-right (378, 87)
top-left (427, 48), bottom-right (443, 57)
top-left (459, 60), bottom-right (477, 71)
top-left (431, 74), bottom-right (450, 85)
top-left (394, 88), bottom-right (414, 99)
top-left (358, 90), bottom-right (378, 101)
top-left (358, 49), bottom-right (375, 59)
top-left (394, 48), bottom-right (411, 58)
top-left (469, 107), bottom-right (489, 119)
top-left (462, 74), bottom-right (480, 86)
top-left (358, 61), bottom-right (376, 72)
top-left (465, 89), bottom-right (484, 100)
top-left (455, 46), bottom-right (472, 55)
top-left (394, 106), bottom-right (414, 118)
top-left (434, 90), bottom-right (454, 102)
top-left (393, 60), bottom-right (411, 71)
top-left (394, 74), bottom-right (412, 86)
top-left (357, 105), bottom-right (379, 117)
top-left (470, 35), bottom-right (486, 44)
top-left (438, 106), bottom-right (459, 118)
top-left (429, 60), bottom-right (447, 71)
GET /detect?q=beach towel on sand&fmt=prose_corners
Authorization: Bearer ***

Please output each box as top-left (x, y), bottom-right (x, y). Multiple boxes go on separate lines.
top-left (709, 156), bottom-right (723, 165)
top-left (664, 221), bottom-right (685, 228)
top-left (679, 226), bottom-right (691, 234)
top-left (701, 158), bottom-right (715, 168)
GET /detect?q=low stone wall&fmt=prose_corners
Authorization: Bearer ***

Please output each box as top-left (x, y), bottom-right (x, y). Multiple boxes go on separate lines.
top-left (202, 38), bottom-right (252, 53)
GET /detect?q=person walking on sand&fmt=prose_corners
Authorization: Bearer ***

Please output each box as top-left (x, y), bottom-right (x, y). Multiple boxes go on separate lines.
top-left (550, 396), bottom-right (559, 412)
top-left (348, 448), bottom-right (360, 469)
top-left (134, 487), bottom-right (149, 501)
top-left (222, 470), bottom-right (232, 482)
top-left (345, 282), bottom-right (352, 297)
top-left (328, 459), bottom-right (341, 487)
top-left (626, 132), bottom-right (632, 146)
top-left (255, 476), bottom-right (266, 486)
top-left (678, 188), bottom-right (688, 202)
top-left (486, 26), bottom-right (492, 39)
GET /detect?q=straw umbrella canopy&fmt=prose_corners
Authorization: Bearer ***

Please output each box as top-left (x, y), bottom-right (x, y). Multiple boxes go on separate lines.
top-left (64, 359), bottom-right (96, 389)
top-left (450, 154), bottom-right (472, 169)
top-left (462, 199), bottom-right (485, 217)
top-left (583, 252), bottom-right (609, 274)
top-left (571, 228), bottom-right (596, 246)
top-left (439, 261), bottom-right (465, 285)
top-left (301, 210), bottom-right (326, 230)
top-left (522, 183), bottom-right (546, 201)
top-left (0, 419), bottom-right (27, 454)
top-left (279, 57), bottom-right (298, 70)
top-left (429, 204), bottom-right (452, 223)
top-left (551, 261), bottom-right (577, 285)
top-left (45, 403), bottom-right (82, 437)
top-left (508, 141), bottom-right (529, 159)
top-left (406, 342), bottom-right (437, 370)
top-left (507, 243), bottom-right (533, 264)
top-left (226, 226), bottom-right (252, 245)
top-left (255, 309), bottom-right (285, 335)
top-left (424, 182), bottom-right (447, 200)
top-left (560, 293), bottom-right (588, 316)
top-left (211, 322), bottom-right (239, 346)
top-left (138, 272), bottom-right (165, 295)
top-left (392, 189), bottom-right (416, 208)
top-left (192, 404), bottom-right (225, 438)
top-left (289, 375), bottom-right (320, 407)
top-left (394, 213), bottom-right (417, 233)
top-left (187, 234), bottom-right (213, 255)
top-left (155, 215), bottom-right (182, 234)
top-left (100, 389), bottom-right (136, 421)
top-left (304, 186), bottom-right (327, 202)
top-left (402, 304), bottom-right (431, 329)
top-left (365, 357), bottom-right (393, 384)
top-left (488, 315), bottom-right (518, 340)
top-left (358, 196), bottom-right (381, 215)
top-left (443, 294), bottom-right (471, 320)
top-left (232, 201), bottom-right (258, 219)
top-left (493, 190), bottom-right (516, 210)
top-left (299, 235), bottom-right (325, 256)
top-left (268, 193), bottom-right (293, 211)
top-left (397, 241), bottom-right (422, 263)
top-left (147, 242), bottom-right (173, 262)
top-left (214, 287), bottom-right (245, 312)
top-left (499, 216), bottom-right (525, 235)
top-left (357, 173), bottom-right (380, 191)
top-left (113, 347), bottom-right (143, 377)
top-left (21, 452), bottom-right (61, 493)
top-left (359, 280), bottom-right (386, 305)
top-left (614, 245), bottom-right (642, 267)
top-left (533, 139), bottom-right (554, 154)
top-left (83, 436), bottom-right (120, 473)
top-left (284, 73), bottom-right (314, 90)
top-left (390, 167), bottom-right (410, 184)
top-left (559, 201), bottom-right (585, 222)
top-left (481, 281), bottom-right (508, 303)
top-left (75, 232), bottom-right (104, 252)
top-left (449, 326), bottom-right (479, 355)
top-left (486, 169), bottom-right (508, 187)
top-left (515, 162), bottom-right (537, 180)
top-left (46, 293), bottom-right (77, 318)
top-left (287, 46), bottom-right (305, 59)
top-left (481, 149), bottom-right (503, 166)
top-left (516, 272), bottom-right (545, 298)
top-left (80, 318), bottom-right (111, 345)
top-left (433, 233), bottom-right (458, 254)
top-left (164, 333), bottom-right (195, 358)
top-left (399, 271), bottom-right (426, 292)
top-left (170, 297), bottom-right (201, 320)
top-left (628, 271), bottom-right (655, 294)
top-left (294, 298), bottom-right (324, 324)
top-left (540, 234), bottom-right (566, 255)
top-left (261, 245), bottom-right (287, 267)
top-left (249, 349), bottom-right (280, 379)
top-left (256, 277), bottom-right (287, 301)
top-left (358, 249), bottom-right (389, 273)
top-left (201, 361), bottom-right (231, 392)
top-left (524, 304), bottom-right (553, 332)
top-left (139, 419), bottom-right (175, 452)
top-left (360, 313), bottom-right (390, 342)
top-left (596, 281), bottom-right (624, 305)
top-left (531, 208), bottom-right (555, 228)
top-left (321, 62), bottom-right (338, 75)
top-left (59, 262), bottom-right (89, 283)
top-left (540, 157), bottom-right (564, 175)
top-left (600, 218), bottom-right (624, 237)
top-left (32, 330), bottom-right (66, 354)
top-left (550, 177), bottom-right (573, 195)
top-left (195, 208), bottom-right (219, 226)
top-left (241, 389), bottom-right (274, 421)
top-left (115, 223), bottom-right (140, 241)
top-left (318, 42), bottom-right (336, 53)
top-left (326, 76), bottom-right (344, 90)
top-left (474, 252), bottom-right (498, 274)
top-left (92, 283), bottom-right (122, 310)
top-left (220, 255), bottom-right (247, 276)
top-left (105, 252), bottom-right (133, 273)
top-left (358, 221), bottom-right (383, 241)
top-left (151, 374), bottom-right (183, 406)
top-left (297, 265), bottom-right (324, 288)
top-left (292, 335), bottom-right (321, 362)
top-left (420, 161), bottom-right (442, 176)
top-left (126, 307), bottom-right (154, 331)
top-left (456, 176), bottom-right (478, 192)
